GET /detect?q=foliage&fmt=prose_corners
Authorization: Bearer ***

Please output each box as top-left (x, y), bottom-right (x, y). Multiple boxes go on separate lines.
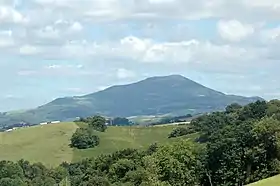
top-left (70, 128), bottom-right (100, 149)
top-left (63, 140), bottom-right (203, 186)
top-left (149, 140), bottom-right (203, 186)
top-left (168, 126), bottom-right (194, 138)
top-left (70, 115), bottom-right (106, 150)
top-left (111, 117), bottom-right (132, 126)
top-left (225, 103), bottom-right (242, 114)
top-left (0, 160), bottom-right (67, 186)
top-left (192, 100), bottom-right (280, 186)
top-left (81, 115), bottom-right (107, 132)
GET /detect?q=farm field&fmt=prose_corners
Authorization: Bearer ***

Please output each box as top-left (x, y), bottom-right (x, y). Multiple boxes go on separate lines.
top-left (0, 122), bottom-right (191, 167)
top-left (247, 175), bottom-right (280, 186)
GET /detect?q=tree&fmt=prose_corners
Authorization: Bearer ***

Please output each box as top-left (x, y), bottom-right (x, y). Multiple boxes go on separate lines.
top-left (168, 127), bottom-right (194, 138)
top-left (109, 159), bottom-right (137, 182)
top-left (0, 178), bottom-right (26, 186)
top-left (225, 103), bottom-right (242, 114)
top-left (201, 117), bottom-right (280, 185)
top-left (81, 176), bottom-right (110, 186)
top-left (112, 117), bottom-right (130, 126)
top-left (70, 128), bottom-right (100, 149)
top-left (238, 100), bottom-right (267, 121)
top-left (0, 160), bottom-right (66, 186)
top-left (87, 116), bottom-right (107, 132)
top-left (146, 143), bottom-right (159, 155)
top-left (48, 166), bottom-right (68, 183)
top-left (150, 140), bottom-right (202, 186)
top-left (0, 161), bottom-right (24, 179)
top-left (267, 99), bottom-right (280, 121)
top-left (30, 176), bottom-right (56, 186)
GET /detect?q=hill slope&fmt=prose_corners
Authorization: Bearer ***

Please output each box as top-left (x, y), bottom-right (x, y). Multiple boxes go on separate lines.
top-left (0, 122), bottom-right (77, 167)
top-left (0, 75), bottom-right (263, 125)
top-left (0, 122), bottom-right (185, 166)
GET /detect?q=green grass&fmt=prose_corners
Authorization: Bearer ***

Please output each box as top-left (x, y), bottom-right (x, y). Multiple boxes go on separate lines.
top-left (72, 124), bottom-right (187, 161)
top-left (0, 122), bottom-right (77, 167)
top-left (0, 122), bottom-right (190, 167)
top-left (247, 175), bottom-right (280, 186)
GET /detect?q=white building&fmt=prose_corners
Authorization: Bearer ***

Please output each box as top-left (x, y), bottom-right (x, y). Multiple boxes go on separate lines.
top-left (51, 121), bottom-right (60, 124)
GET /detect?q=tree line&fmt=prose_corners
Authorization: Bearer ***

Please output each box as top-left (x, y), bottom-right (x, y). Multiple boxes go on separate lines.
top-left (65, 100), bottom-right (280, 185)
top-left (0, 159), bottom-right (67, 186)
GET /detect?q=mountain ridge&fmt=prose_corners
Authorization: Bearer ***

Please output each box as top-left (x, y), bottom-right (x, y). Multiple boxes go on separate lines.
top-left (0, 74), bottom-right (263, 126)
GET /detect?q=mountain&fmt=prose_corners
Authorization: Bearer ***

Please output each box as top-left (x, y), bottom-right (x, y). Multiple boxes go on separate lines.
top-left (0, 75), bottom-right (263, 126)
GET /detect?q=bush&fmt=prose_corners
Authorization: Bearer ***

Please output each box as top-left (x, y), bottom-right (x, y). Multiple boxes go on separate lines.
top-left (87, 116), bottom-right (107, 132)
top-left (168, 127), bottom-right (193, 138)
top-left (70, 128), bottom-right (100, 149)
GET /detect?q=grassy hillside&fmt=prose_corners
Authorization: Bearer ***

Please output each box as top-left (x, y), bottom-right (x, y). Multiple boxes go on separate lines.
top-left (72, 123), bottom-right (193, 161)
top-left (247, 175), bottom-right (280, 186)
top-left (0, 122), bottom-right (77, 167)
top-left (0, 122), bottom-right (188, 166)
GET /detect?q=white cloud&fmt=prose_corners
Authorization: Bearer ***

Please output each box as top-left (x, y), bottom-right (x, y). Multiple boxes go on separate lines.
top-left (29, 0), bottom-right (280, 23)
top-left (44, 64), bottom-right (84, 69)
top-left (0, 1), bottom-right (278, 74)
top-left (26, 35), bottom-right (268, 74)
top-left (0, 6), bottom-right (27, 24)
top-left (45, 64), bottom-right (61, 69)
top-left (260, 26), bottom-right (280, 43)
top-left (17, 70), bottom-right (37, 76)
top-left (19, 45), bottom-right (39, 55)
top-left (116, 68), bottom-right (136, 79)
top-left (217, 20), bottom-right (255, 42)
top-left (0, 38), bottom-right (14, 47)
top-left (0, 30), bottom-right (14, 47)
top-left (243, 0), bottom-right (280, 8)
top-left (69, 22), bottom-right (83, 32)
top-left (64, 87), bottom-right (84, 93)
top-left (35, 25), bottom-right (60, 39)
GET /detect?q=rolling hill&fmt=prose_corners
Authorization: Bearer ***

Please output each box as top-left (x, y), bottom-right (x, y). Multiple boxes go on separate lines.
top-left (0, 122), bottom-right (186, 167)
top-left (0, 75), bottom-right (263, 126)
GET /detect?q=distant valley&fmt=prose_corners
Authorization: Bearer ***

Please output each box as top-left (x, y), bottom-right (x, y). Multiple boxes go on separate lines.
top-left (0, 75), bottom-right (263, 127)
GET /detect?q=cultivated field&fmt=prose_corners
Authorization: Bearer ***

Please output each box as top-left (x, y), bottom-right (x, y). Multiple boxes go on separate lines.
top-left (247, 175), bottom-right (280, 186)
top-left (0, 122), bottom-right (190, 167)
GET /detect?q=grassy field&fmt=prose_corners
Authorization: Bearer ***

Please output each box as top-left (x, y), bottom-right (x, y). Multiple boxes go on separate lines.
top-left (247, 175), bottom-right (280, 186)
top-left (0, 122), bottom-right (189, 167)
top-left (73, 124), bottom-right (189, 161)
top-left (0, 122), bottom-right (77, 167)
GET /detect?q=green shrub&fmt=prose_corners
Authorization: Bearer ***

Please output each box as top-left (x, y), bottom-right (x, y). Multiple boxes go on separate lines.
top-left (70, 128), bottom-right (100, 149)
top-left (168, 127), bottom-right (192, 138)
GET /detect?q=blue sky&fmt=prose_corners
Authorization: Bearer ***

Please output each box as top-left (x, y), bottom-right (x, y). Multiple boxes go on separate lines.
top-left (0, 0), bottom-right (280, 111)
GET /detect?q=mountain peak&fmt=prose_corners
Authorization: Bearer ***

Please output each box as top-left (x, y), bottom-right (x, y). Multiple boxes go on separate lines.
top-left (0, 75), bottom-right (263, 125)
top-left (143, 74), bottom-right (188, 81)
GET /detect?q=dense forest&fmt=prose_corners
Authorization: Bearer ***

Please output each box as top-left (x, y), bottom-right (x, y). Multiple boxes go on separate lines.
top-left (1, 100), bottom-right (280, 185)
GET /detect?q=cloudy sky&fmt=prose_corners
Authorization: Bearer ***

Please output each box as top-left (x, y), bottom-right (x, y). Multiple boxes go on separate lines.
top-left (0, 0), bottom-right (280, 111)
